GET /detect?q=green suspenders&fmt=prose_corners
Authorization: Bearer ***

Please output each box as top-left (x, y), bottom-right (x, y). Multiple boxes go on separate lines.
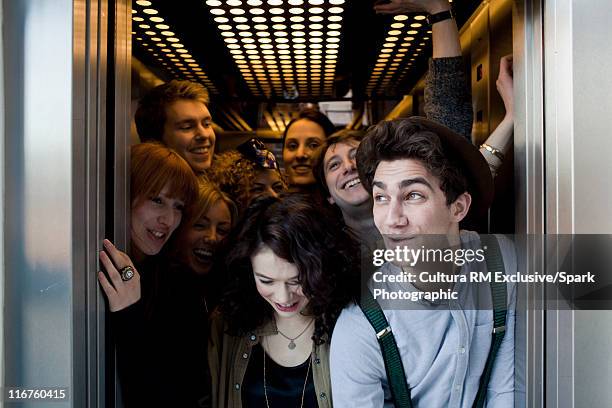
top-left (359, 235), bottom-right (507, 408)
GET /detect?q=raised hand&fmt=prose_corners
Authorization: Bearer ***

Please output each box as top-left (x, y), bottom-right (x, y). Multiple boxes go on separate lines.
top-left (98, 239), bottom-right (141, 312)
top-left (374, 0), bottom-right (450, 15)
top-left (496, 55), bottom-right (514, 117)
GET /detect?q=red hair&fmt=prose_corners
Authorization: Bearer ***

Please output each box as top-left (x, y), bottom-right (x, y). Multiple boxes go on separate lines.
top-left (130, 143), bottom-right (198, 212)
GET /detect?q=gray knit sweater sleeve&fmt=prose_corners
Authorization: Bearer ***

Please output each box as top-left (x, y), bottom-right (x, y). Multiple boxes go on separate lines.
top-left (424, 57), bottom-right (473, 140)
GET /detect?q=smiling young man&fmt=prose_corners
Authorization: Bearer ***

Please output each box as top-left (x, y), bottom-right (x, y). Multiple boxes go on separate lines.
top-left (329, 118), bottom-right (516, 407)
top-left (135, 80), bottom-right (215, 174)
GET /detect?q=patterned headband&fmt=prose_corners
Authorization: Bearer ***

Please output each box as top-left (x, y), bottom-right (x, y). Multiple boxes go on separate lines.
top-left (236, 138), bottom-right (279, 170)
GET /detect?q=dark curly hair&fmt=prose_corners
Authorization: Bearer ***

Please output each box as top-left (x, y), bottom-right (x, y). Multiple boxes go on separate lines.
top-left (356, 119), bottom-right (468, 206)
top-left (220, 193), bottom-right (359, 344)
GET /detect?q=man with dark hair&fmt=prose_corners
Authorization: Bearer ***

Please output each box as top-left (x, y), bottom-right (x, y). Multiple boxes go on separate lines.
top-left (135, 79), bottom-right (215, 174)
top-left (329, 116), bottom-right (516, 407)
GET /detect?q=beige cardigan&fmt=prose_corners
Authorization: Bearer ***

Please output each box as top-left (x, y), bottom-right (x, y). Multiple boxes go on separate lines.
top-left (208, 314), bottom-right (333, 408)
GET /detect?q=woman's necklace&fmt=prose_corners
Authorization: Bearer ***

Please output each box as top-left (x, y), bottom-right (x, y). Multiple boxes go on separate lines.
top-left (263, 341), bottom-right (312, 408)
top-left (276, 318), bottom-right (314, 350)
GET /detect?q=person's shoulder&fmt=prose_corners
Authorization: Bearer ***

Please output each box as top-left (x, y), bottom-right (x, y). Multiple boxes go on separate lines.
top-left (332, 302), bottom-right (376, 345)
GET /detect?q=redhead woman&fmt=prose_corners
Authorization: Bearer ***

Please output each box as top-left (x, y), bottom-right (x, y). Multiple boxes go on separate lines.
top-left (209, 194), bottom-right (359, 408)
top-left (97, 142), bottom-right (213, 407)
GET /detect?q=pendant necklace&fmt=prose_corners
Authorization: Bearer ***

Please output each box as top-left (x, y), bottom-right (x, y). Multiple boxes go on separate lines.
top-left (277, 318), bottom-right (314, 350)
top-left (263, 337), bottom-right (312, 408)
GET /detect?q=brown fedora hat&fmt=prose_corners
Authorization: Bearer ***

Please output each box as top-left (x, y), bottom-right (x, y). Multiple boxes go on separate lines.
top-left (407, 117), bottom-right (494, 223)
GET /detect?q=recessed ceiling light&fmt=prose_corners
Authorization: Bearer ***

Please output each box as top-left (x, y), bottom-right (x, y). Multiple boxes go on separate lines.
top-left (210, 8), bottom-right (225, 15)
top-left (239, 31), bottom-right (253, 36)
top-left (327, 37), bottom-right (340, 43)
top-left (290, 7), bottom-right (304, 14)
top-left (293, 31), bottom-right (305, 36)
top-left (410, 23), bottom-right (422, 28)
top-left (329, 7), bottom-right (343, 13)
top-left (233, 16), bottom-right (248, 22)
top-left (271, 16), bottom-right (285, 22)
top-left (269, 7), bottom-right (283, 14)
top-left (142, 8), bottom-right (158, 14)
top-left (224, 37), bottom-right (238, 43)
top-left (221, 31), bottom-right (235, 36)
top-left (328, 31), bottom-right (341, 36)
top-left (393, 15), bottom-right (408, 21)
top-left (414, 15), bottom-right (426, 20)
top-left (250, 8), bottom-right (264, 14)
top-left (385, 37), bottom-right (398, 42)
top-left (259, 37), bottom-right (272, 43)
top-left (257, 31), bottom-right (270, 36)
top-left (236, 24), bottom-right (250, 30)
top-left (328, 15), bottom-right (342, 22)
top-left (149, 16), bottom-right (164, 22)
top-left (254, 24), bottom-right (268, 30)
top-left (407, 30), bottom-right (418, 34)
top-left (252, 16), bottom-right (267, 22)
top-left (133, 16), bottom-right (144, 21)
top-left (290, 16), bottom-right (305, 22)
top-left (230, 8), bottom-right (246, 14)
top-left (227, 0), bottom-right (242, 5)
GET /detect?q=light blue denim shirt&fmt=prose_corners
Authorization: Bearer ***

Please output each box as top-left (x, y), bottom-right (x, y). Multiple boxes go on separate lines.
top-left (330, 231), bottom-right (516, 408)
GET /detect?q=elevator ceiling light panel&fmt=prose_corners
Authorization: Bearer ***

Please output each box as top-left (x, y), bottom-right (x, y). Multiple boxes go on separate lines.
top-left (132, 3), bottom-right (218, 94)
top-left (205, 0), bottom-right (345, 99)
top-left (365, 13), bottom-right (432, 96)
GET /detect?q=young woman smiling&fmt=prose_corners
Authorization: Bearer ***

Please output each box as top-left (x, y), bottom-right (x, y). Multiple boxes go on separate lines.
top-left (282, 109), bottom-right (335, 190)
top-left (209, 194), bottom-right (359, 408)
top-left (98, 142), bottom-right (215, 408)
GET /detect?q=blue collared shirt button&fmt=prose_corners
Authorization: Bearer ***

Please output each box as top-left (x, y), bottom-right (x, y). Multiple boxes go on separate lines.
top-left (320, 392), bottom-right (326, 399)
top-left (234, 383), bottom-right (240, 390)
top-left (315, 358), bottom-right (321, 364)
top-left (242, 353), bottom-right (249, 359)
top-left (250, 334), bottom-right (257, 341)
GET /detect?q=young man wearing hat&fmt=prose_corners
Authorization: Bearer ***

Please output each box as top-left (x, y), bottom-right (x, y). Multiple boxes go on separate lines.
top-left (329, 118), bottom-right (516, 407)
top-left (316, 0), bottom-right (514, 244)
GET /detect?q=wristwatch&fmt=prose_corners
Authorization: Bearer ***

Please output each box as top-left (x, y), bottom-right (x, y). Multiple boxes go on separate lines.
top-left (426, 9), bottom-right (454, 26)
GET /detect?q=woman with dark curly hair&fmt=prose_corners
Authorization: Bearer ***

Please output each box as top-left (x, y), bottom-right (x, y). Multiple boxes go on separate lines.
top-left (208, 138), bottom-right (287, 213)
top-left (209, 194), bottom-right (359, 408)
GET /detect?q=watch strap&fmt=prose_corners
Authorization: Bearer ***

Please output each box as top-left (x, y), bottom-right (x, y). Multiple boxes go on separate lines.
top-left (427, 9), bottom-right (454, 25)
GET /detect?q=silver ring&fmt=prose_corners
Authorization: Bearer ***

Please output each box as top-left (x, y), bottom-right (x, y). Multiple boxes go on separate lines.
top-left (120, 266), bottom-right (135, 282)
